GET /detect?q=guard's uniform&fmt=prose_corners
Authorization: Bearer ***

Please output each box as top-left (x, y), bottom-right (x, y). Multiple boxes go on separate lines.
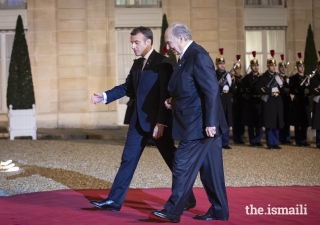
top-left (278, 55), bottom-right (292, 144)
top-left (232, 56), bottom-right (245, 144)
top-left (255, 51), bottom-right (284, 149)
top-left (215, 48), bottom-right (236, 149)
top-left (241, 51), bottom-right (263, 146)
top-left (309, 54), bottom-right (320, 148)
top-left (289, 53), bottom-right (311, 146)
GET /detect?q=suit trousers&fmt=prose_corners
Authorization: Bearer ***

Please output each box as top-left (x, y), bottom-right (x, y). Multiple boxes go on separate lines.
top-left (164, 136), bottom-right (229, 219)
top-left (222, 129), bottom-right (230, 146)
top-left (108, 121), bottom-right (182, 205)
top-left (222, 108), bottom-right (230, 146)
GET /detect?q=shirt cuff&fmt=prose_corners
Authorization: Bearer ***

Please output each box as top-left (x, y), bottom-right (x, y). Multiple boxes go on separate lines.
top-left (102, 92), bottom-right (107, 104)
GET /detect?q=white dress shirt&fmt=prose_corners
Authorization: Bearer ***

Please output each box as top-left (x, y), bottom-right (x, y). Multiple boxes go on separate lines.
top-left (179, 41), bottom-right (193, 60)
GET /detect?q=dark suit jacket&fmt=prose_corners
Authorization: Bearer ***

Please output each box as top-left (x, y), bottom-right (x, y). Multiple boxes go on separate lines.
top-left (168, 42), bottom-right (228, 141)
top-left (105, 50), bottom-right (173, 132)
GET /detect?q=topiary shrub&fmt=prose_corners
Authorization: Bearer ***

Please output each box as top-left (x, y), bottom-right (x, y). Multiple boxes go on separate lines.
top-left (7, 15), bottom-right (35, 110)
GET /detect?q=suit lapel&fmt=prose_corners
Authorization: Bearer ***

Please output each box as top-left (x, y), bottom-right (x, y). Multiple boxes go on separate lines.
top-left (133, 57), bottom-right (144, 90)
top-left (142, 49), bottom-right (156, 71)
top-left (170, 42), bottom-right (196, 83)
top-left (174, 42), bottom-right (196, 75)
top-left (134, 50), bottom-right (157, 89)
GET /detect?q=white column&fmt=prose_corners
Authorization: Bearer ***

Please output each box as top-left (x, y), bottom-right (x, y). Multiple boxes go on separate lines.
top-left (0, 32), bottom-right (7, 112)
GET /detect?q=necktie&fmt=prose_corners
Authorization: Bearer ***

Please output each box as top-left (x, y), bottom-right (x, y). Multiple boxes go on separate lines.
top-left (140, 57), bottom-right (145, 70)
top-left (137, 57), bottom-right (145, 82)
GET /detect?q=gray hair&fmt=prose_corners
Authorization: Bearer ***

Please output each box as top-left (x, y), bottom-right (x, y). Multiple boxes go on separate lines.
top-left (168, 22), bottom-right (192, 40)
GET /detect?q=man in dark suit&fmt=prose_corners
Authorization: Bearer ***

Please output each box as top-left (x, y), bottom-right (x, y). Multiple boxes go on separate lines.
top-left (90, 26), bottom-right (196, 212)
top-left (151, 23), bottom-right (229, 223)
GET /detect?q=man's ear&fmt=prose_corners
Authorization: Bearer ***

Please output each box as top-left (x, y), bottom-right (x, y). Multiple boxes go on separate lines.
top-left (179, 36), bottom-right (183, 43)
top-left (146, 39), bottom-right (152, 45)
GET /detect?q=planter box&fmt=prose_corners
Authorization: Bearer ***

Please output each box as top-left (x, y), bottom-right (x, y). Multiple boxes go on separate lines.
top-left (8, 104), bottom-right (37, 140)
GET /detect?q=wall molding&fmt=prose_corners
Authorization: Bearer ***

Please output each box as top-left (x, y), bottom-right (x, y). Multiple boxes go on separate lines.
top-left (115, 8), bottom-right (162, 28)
top-left (0, 9), bottom-right (27, 30)
top-left (244, 8), bottom-right (287, 27)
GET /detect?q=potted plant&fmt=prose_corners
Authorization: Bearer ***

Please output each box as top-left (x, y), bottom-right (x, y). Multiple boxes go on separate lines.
top-left (6, 15), bottom-right (36, 140)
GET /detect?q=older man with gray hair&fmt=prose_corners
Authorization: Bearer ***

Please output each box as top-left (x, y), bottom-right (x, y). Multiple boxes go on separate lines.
top-left (151, 22), bottom-right (229, 223)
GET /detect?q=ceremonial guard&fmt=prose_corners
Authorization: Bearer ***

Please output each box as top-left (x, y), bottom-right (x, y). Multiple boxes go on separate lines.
top-left (278, 54), bottom-right (292, 144)
top-left (309, 51), bottom-right (320, 149)
top-left (232, 55), bottom-right (245, 144)
top-left (216, 48), bottom-right (236, 149)
top-left (289, 52), bottom-right (311, 146)
top-left (255, 50), bottom-right (284, 149)
top-left (242, 51), bottom-right (263, 147)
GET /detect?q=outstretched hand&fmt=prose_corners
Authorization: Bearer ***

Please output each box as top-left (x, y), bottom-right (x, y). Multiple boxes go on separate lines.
top-left (90, 93), bottom-right (103, 104)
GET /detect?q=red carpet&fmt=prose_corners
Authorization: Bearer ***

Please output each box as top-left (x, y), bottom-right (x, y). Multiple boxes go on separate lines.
top-left (0, 186), bottom-right (319, 225)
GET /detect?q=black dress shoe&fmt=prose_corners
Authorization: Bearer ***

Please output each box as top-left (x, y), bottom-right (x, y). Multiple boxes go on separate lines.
top-left (146, 138), bottom-right (155, 146)
top-left (273, 145), bottom-right (282, 149)
top-left (151, 209), bottom-right (180, 223)
top-left (193, 212), bottom-right (228, 221)
top-left (90, 199), bottom-right (121, 211)
top-left (184, 201), bottom-right (196, 211)
top-left (301, 143), bottom-right (310, 147)
top-left (250, 143), bottom-right (255, 147)
top-left (234, 141), bottom-right (245, 144)
top-left (255, 143), bottom-right (263, 147)
top-left (267, 146), bottom-right (274, 150)
top-left (222, 145), bottom-right (232, 149)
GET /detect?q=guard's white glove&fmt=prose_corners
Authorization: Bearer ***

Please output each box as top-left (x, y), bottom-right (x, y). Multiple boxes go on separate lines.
top-left (226, 73), bottom-right (232, 86)
top-left (275, 75), bottom-right (283, 88)
top-left (314, 96), bottom-right (320, 103)
top-left (223, 85), bottom-right (229, 91)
